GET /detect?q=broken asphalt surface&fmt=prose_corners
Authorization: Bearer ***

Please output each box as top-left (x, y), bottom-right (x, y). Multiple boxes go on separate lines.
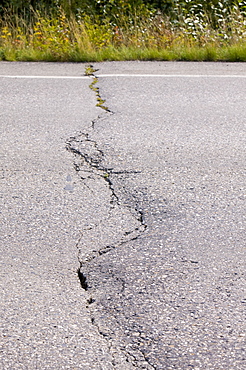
top-left (0, 61), bottom-right (246, 369)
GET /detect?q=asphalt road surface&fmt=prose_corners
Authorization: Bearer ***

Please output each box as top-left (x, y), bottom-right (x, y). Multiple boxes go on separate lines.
top-left (0, 61), bottom-right (245, 369)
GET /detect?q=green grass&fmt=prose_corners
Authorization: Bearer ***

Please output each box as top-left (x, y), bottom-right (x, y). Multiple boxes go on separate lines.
top-left (2, 44), bottom-right (245, 63)
top-left (0, 5), bottom-right (246, 62)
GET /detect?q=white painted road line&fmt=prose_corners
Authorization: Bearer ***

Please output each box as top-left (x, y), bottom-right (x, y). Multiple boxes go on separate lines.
top-left (96, 74), bottom-right (246, 78)
top-left (1, 74), bottom-right (246, 79)
top-left (0, 75), bottom-right (91, 79)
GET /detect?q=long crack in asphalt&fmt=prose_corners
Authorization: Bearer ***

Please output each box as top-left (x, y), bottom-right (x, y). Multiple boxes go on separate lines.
top-left (65, 67), bottom-right (153, 369)
top-left (66, 131), bottom-right (147, 269)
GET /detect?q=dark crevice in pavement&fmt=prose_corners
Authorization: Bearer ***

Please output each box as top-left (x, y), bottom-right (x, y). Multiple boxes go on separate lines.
top-left (77, 268), bottom-right (88, 290)
top-left (66, 66), bottom-right (148, 368)
top-left (66, 128), bottom-right (147, 284)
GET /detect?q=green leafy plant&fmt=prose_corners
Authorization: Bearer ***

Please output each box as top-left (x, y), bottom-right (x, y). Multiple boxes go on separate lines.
top-left (0, 0), bottom-right (245, 61)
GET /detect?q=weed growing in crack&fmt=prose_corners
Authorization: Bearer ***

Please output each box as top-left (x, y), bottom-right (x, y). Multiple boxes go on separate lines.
top-left (84, 64), bottom-right (97, 76)
top-left (89, 77), bottom-right (109, 111)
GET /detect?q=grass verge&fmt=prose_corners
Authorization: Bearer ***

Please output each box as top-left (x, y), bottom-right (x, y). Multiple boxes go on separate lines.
top-left (0, 5), bottom-right (245, 62)
top-left (1, 45), bottom-right (246, 63)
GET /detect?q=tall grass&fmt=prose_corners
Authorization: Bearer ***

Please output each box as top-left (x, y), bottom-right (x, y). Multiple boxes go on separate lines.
top-left (0, 2), bottom-right (246, 62)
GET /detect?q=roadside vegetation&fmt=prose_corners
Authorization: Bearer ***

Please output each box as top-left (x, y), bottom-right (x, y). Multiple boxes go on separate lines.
top-left (0, 0), bottom-right (246, 62)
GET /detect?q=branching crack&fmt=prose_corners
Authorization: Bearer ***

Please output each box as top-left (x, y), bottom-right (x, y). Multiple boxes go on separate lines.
top-left (66, 65), bottom-right (147, 280)
top-left (67, 65), bottom-right (149, 368)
